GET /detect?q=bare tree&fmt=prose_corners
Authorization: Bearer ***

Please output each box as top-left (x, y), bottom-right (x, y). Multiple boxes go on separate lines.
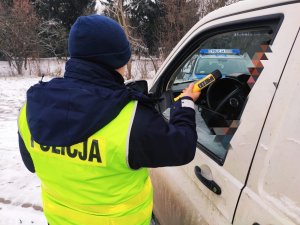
top-left (0, 0), bottom-right (40, 75)
top-left (199, 0), bottom-right (239, 18)
top-left (0, 0), bottom-right (68, 75)
top-left (101, 0), bottom-right (146, 79)
top-left (159, 0), bottom-right (239, 59)
top-left (159, 0), bottom-right (201, 59)
top-left (201, 0), bottom-right (225, 17)
top-left (37, 19), bottom-right (67, 59)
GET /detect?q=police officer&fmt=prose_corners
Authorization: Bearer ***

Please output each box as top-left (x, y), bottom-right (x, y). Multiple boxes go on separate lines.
top-left (18, 15), bottom-right (200, 225)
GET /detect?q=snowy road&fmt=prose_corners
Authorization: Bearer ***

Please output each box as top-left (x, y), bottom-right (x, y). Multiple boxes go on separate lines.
top-left (0, 76), bottom-right (48, 225)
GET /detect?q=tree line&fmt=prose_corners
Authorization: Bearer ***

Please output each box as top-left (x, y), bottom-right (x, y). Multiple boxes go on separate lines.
top-left (0, 0), bottom-right (237, 75)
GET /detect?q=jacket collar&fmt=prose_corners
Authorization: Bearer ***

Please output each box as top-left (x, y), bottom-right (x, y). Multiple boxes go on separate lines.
top-left (64, 58), bottom-right (157, 105)
top-left (64, 58), bottom-right (125, 88)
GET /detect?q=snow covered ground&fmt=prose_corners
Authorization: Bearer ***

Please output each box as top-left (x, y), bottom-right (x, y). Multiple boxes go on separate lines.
top-left (0, 76), bottom-right (50, 225)
top-left (0, 59), bottom-right (158, 224)
top-left (0, 59), bottom-right (66, 77)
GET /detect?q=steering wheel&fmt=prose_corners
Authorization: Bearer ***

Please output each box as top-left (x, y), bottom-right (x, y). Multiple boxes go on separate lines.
top-left (205, 77), bottom-right (250, 124)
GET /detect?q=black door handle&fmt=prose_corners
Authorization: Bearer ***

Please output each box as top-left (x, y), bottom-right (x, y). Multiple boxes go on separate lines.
top-left (194, 166), bottom-right (222, 195)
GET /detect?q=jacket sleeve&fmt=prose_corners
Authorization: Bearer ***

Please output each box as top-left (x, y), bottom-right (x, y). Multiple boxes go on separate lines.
top-left (128, 97), bottom-right (197, 169)
top-left (18, 132), bottom-right (35, 173)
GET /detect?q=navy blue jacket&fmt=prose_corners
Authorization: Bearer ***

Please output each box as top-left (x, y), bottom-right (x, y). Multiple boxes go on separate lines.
top-left (18, 58), bottom-right (197, 171)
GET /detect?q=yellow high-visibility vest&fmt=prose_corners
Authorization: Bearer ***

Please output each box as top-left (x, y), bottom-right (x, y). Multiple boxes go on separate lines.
top-left (18, 101), bottom-right (153, 225)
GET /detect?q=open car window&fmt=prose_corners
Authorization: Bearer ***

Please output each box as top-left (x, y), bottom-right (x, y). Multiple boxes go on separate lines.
top-left (161, 21), bottom-right (279, 165)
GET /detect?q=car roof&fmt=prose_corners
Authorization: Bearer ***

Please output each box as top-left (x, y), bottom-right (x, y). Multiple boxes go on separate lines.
top-left (200, 0), bottom-right (298, 25)
top-left (183, 0), bottom-right (299, 39)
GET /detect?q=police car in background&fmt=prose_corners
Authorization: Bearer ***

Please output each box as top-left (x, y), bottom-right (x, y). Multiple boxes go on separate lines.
top-left (178, 48), bottom-right (253, 85)
top-left (191, 49), bottom-right (252, 79)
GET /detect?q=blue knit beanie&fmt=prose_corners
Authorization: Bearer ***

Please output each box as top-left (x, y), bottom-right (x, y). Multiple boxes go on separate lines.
top-left (68, 15), bottom-right (131, 69)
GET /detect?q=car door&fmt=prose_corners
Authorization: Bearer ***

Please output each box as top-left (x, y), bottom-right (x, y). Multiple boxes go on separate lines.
top-left (149, 3), bottom-right (299, 225)
top-left (233, 26), bottom-right (300, 225)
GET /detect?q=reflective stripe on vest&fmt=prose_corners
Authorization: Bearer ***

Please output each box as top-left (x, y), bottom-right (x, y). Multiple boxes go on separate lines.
top-left (18, 101), bottom-right (153, 225)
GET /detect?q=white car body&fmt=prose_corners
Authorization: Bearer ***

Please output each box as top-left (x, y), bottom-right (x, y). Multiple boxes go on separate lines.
top-left (149, 0), bottom-right (300, 224)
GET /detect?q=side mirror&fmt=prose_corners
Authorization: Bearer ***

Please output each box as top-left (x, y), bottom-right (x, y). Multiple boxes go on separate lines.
top-left (125, 80), bottom-right (148, 95)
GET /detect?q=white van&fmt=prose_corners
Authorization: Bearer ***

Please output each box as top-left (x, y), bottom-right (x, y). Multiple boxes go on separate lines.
top-left (147, 0), bottom-right (300, 224)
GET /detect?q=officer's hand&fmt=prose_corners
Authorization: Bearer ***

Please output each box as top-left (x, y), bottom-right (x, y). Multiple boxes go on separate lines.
top-left (182, 83), bottom-right (201, 102)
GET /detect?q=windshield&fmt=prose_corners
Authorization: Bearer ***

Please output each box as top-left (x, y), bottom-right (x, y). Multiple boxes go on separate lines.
top-left (194, 57), bottom-right (251, 76)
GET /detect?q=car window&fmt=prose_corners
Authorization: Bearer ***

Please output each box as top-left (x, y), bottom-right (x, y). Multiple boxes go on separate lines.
top-left (163, 25), bottom-right (278, 164)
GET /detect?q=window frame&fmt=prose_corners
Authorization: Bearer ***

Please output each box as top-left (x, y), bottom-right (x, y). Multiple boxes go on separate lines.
top-left (150, 15), bottom-right (284, 165)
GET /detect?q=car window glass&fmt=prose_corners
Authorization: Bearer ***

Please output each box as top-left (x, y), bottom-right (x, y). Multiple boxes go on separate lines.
top-left (163, 26), bottom-right (277, 164)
